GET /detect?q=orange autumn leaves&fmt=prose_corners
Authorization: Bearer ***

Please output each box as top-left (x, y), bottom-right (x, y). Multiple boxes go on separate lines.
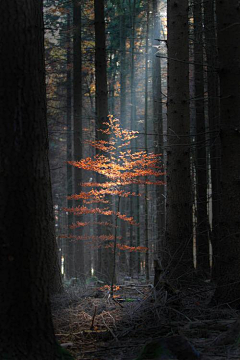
top-left (68, 116), bottom-right (163, 182)
top-left (64, 206), bottom-right (138, 226)
top-left (68, 188), bottom-right (139, 205)
top-left (68, 151), bottom-right (162, 181)
top-left (63, 116), bottom-right (164, 253)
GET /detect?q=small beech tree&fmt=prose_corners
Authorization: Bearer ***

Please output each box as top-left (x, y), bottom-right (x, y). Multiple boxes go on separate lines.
top-left (63, 116), bottom-right (164, 294)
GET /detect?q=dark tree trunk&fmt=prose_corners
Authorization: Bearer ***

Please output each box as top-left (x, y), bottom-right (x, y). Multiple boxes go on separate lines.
top-left (66, 10), bottom-right (75, 279)
top-left (152, 0), bottom-right (165, 260)
top-left (73, 0), bottom-right (85, 282)
top-left (120, 13), bottom-right (127, 127)
top-left (94, 0), bottom-right (108, 130)
top-left (94, 0), bottom-right (110, 280)
top-left (109, 51), bottom-right (116, 116)
top-left (144, 1), bottom-right (150, 281)
top-left (193, 0), bottom-right (210, 275)
top-left (119, 12), bottom-right (127, 273)
top-left (129, 0), bottom-right (137, 278)
top-left (0, 0), bottom-right (61, 358)
top-left (213, 0), bottom-right (240, 304)
top-left (203, 0), bottom-right (220, 279)
top-left (165, 0), bottom-right (193, 285)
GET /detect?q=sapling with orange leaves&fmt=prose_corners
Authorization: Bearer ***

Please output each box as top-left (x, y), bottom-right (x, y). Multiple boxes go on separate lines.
top-left (62, 116), bottom-right (164, 295)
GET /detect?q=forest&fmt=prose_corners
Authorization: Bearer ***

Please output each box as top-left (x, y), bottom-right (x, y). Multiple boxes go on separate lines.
top-left (0, 0), bottom-right (240, 359)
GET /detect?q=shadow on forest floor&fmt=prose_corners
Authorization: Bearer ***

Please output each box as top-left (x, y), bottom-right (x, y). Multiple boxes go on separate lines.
top-left (51, 281), bottom-right (240, 360)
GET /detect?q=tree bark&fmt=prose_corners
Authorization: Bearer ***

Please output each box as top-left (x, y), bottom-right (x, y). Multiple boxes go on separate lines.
top-left (152, 0), bottom-right (165, 260)
top-left (129, 0), bottom-right (137, 278)
top-left (119, 12), bottom-right (127, 273)
top-left (94, 0), bottom-right (108, 131)
top-left (213, 0), bottom-right (240, 304)
top-left (165, 0), bottom-right (193, 285)
top-left (120, 12), bottom-right (127, 127)
top-left (203, 0), bottom-right (220, 279)
top-left (0, 0), bottom-right (61, 357)
top-left (66, 10), bottom-right (75, 279)
top-left (144, 0), bottom-right (150, 281)
top-left (94, 0), bottom-right (110, 281)
top-left (73, 0), bottom-right (85, 282)
top-left (193, 0), bottom-right (210, 275)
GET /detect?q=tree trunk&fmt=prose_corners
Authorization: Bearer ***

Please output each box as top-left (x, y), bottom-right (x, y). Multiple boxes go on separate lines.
top-left (165, 0), bottom-right (193, 285)
top-left (203, 0), bottom-right (220, 279)
top-left (129, 0), bottom-right (137, 278)
top-left (120, 13), bottom-right (127, 127)
top-left (66, 10), bottom-right (75, 279)
top-left (94, 0), bottom-right (108, 130)
top-left (109, 51), bottom-right (116, 116)
top-left (94, 0), bottom-right (110, 281)
top-left (144, 0), bottom-right (150, 281)
top-left (0, 0), bottom-right (61, 357)
top-left (213, 0), bottom-right (240, 304)
top-left (73, 0), bottom-right (85, 282)
top-left (119, 12), bottom-right (127, 274)
top-left (152, 0), bottom-right (165, 260)
top-left (193, 0), bottom-right (210, 275)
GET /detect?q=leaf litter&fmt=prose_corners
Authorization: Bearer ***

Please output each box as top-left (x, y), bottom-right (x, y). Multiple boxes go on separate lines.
top-left (51, 281), bottom-right (240, 360)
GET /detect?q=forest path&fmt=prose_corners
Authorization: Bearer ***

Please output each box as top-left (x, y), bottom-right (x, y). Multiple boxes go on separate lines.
top-left (52, 282), bottom-right (240, 360)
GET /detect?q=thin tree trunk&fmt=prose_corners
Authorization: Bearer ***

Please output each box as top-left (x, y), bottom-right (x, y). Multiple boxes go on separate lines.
top-left (165, 0), bottom-right (193, 285)
top-left (152, 0), bottom-right (165, 260)
top-left (66, 11), bottom-right (75, 279)
top-left (193, 0), bottom-right (210, 275)
top-left (213, 0), bottom-right (240, 304)
top-left (120, 13), bottom-right (127, 126)
top-left (111, 196), bottom-right (121, 295)
top-left (129, 0), bottom-right (136, 278)
top-left (119, 12), bottom-right (127, 273)
top-left (109, 51), bottom-right (116, 116)
top-left (203, 0), bottom-right (220, 279)
top-left (73, 0), bottom-right (85, 282)
top-left (144, 1), bottom-right (150, 281)
top-left (94, 0), bottom-right (110, 281)
top-left (0, 0), bottom-right (61, 357)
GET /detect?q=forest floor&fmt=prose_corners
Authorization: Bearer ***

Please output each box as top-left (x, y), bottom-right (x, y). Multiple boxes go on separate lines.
top-left (52, 280), bottom-right (240, 360)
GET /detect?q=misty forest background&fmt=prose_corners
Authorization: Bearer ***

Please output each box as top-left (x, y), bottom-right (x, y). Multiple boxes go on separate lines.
top-left (1, 0), bottom-right (240, 359)
top-left (46, 0), bottom-right (240, 304)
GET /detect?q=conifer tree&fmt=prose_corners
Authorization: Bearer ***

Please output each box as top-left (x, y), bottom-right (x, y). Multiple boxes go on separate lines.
top-left (193, 0), bottom-right (210, 275)
top-left (165, 0), bottom-right (193, 284)
top-left (0, 0), bottom-right (62, 357)
top-left (213, 0), bottom-right (240, 304)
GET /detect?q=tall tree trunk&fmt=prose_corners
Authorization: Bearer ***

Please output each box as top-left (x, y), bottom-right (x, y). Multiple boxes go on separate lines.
top-left (165, 0), bottom-right (193, 285)
top-left (66, 10), bottom-right (75, 279)
top-left (94, 0), bottom-right (110, 281)
top-left (120, 13), bottom-right (127, 126)
top-left (213, 0), bottom-right (240, 304)
top-left (144, 1), bottom-right (150, 281)
top-left (73, 0), bottom-right (85, 282)
top-left (152, 0), bottom-right (165, 260)
top-left (129, 0), bottom-right (136, 278)
top-left (0, 0), bottom-right (61, 357)
top-left (109, 51), bottom-right (116, 116)
top-left (193, 0), bottom-right (210, 275)
top-left (203, 0), bottom-right (220, 279)
top-left (94, 0), bottom-right (108, 130)
top-left (119, 12), bottom-right (127, 273)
